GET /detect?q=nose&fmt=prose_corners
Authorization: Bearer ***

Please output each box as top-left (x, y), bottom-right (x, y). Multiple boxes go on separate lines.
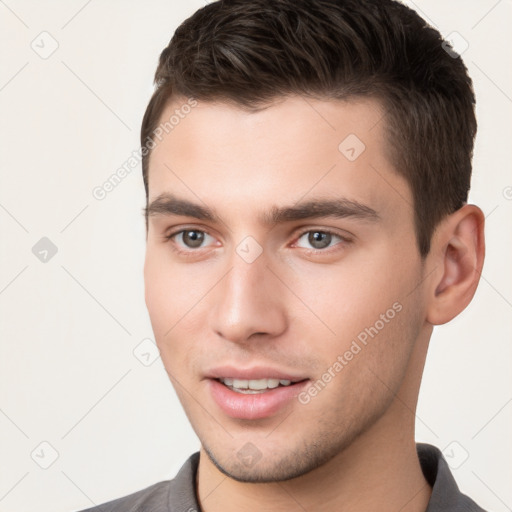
top-left (209, 251), bottom-right (288, 344)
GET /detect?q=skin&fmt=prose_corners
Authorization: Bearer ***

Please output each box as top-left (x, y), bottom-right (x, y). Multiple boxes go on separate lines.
top-left (143, 95), bottom-right (485, 512)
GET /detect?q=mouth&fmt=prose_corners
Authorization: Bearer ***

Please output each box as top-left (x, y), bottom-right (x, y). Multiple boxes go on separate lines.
top-left (208, 374), bottom-right (310, 420)
top-left (216, 377), bottom-right (307, 394)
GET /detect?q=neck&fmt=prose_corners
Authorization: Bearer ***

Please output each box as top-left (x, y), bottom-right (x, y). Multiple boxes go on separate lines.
top-left (196, 329), bottom-right (432, 512)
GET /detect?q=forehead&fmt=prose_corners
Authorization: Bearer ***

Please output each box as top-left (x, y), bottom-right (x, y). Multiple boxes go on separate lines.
top-left (147, 95), bottom-right (412, 224)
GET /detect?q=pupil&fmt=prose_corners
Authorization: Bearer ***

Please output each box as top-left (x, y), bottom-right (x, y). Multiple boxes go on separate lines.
top-left (183, 230), bottom-right (204, 248)
top-left (309, 231), bottom-right (331, 249)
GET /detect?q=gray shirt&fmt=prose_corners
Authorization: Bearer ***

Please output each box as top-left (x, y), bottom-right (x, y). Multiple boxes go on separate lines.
top-left (77, 443), bottom-right (486, 511)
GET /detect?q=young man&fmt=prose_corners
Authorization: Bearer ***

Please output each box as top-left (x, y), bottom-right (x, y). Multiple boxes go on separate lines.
top-left (81, 0), bottom-right (486, 510)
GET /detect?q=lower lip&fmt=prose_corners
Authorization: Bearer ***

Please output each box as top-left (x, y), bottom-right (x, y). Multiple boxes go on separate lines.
top-left (208, 379), bottom-right (309, 420)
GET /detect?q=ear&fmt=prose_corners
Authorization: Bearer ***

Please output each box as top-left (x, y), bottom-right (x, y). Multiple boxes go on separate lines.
top-left (426, 204), bottom-right (485, 325)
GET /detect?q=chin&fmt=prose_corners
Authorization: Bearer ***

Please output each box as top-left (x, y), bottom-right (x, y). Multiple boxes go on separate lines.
top-left (202, 437), bottom-right (349, 484)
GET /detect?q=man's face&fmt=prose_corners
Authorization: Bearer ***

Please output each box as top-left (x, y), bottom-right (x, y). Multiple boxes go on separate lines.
top-left (144, 96), bottom-right (428, 482)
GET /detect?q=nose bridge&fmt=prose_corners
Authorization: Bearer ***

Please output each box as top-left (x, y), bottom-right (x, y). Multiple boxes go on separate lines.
top-left (227, 251), bottom-right (268, 305)
top-left (209, 245), bottom-right (287, 342)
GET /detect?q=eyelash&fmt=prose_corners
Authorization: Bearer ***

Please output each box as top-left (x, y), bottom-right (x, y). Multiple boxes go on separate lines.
top-left (164, 228), bottom-right (217, 257)
top-left (164, 227), bottom-right (352, 256)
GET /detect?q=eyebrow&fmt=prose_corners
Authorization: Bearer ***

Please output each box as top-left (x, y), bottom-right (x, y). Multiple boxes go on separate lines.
top-left (145, 193), bottom-right (217, 221)
top-left (144, 192), bottom-right (380, 225)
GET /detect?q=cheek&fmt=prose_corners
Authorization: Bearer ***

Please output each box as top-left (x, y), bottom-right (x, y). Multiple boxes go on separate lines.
top-left (289, 253), bottom-right (413, 338)
top-left (288, 249), bottom-right (423, 392)
top-left (334, 264), bottom-right (424, 396)
top-left (143, 247), bottom-right (196, 344)
top-left (143, 247), bottom-right (215, 370)
top-left (144, 250), bottom-right (172, 337)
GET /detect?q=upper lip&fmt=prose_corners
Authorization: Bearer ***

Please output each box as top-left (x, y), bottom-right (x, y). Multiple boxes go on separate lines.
top-left (206, 365), bottom-right (308, 382)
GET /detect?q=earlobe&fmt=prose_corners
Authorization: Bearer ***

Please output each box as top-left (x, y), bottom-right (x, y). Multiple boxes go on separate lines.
top-left (426, 205), bottom-right (485, 325)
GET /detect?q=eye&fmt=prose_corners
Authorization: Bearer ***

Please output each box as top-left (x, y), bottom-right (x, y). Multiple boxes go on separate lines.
top-left (168, 229), bottom-right (216, 250)
top-left (295, 230), bottom-right (345, 250)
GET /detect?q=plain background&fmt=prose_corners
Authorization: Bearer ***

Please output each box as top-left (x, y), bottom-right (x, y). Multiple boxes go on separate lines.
top-left (0, 1), bottom-right (510, 511)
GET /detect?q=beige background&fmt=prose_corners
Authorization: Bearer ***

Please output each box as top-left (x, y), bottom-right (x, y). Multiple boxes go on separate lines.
top-left (0, 1), bottom-right (510, 511)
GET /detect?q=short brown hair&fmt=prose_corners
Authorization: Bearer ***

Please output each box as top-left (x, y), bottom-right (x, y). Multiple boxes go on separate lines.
top-left (141, 0), bottom-right (476, 256)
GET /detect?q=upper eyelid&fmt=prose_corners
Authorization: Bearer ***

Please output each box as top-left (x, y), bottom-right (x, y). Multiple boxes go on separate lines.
top-left (295, 227), bottom-right (345, 237)
top-left (166, 228), bottom-right (216, 243)
top-left (293, 227), bottom-right (352, 243)
top-left (166, 225), bottom-right (216, 238)
top-left (292, 229), bottom-right (349, 248)
top-left (166, 226), bottom-right (347, 238)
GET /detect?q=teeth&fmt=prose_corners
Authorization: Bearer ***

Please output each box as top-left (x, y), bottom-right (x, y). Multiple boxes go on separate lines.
top-left (220, 377), bottom-right (292, 391)
top-left (233, 378), bottom-right (248, 389)
top-left (250, 378), bottom-right (280, 390)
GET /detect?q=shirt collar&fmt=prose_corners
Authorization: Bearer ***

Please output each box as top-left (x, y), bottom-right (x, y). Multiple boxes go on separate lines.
top-left (418, 443), bottom-right (485, 511)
